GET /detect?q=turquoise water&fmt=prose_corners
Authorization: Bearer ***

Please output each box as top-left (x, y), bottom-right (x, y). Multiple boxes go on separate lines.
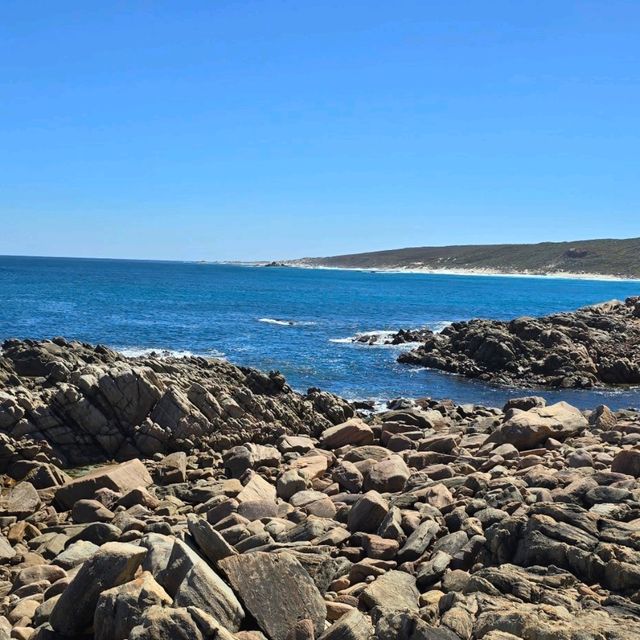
top-left (1, 255), bottom-right (639, 409)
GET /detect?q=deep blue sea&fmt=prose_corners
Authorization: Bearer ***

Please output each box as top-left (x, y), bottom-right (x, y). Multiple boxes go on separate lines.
top-left (1, 255), bottom-right (639, 410)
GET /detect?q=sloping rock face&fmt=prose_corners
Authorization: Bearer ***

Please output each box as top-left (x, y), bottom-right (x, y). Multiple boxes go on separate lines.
top-left (0, 339), bottom-right (353, 465)
top-left (2, 373), bottom-right (640, 638)
top-left (396, 296), bottom-right (640, 389)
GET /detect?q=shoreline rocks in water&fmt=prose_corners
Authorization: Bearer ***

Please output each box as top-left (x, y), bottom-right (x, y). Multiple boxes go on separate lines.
top-left (0, 338), bottom-right (353, 466)
top-left (2, 340), bottom-right (640, 637)
top-left (367, 297), bottom-right (640, 389)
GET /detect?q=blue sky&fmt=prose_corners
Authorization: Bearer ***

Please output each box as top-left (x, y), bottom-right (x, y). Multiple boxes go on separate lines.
top-left (1, 1), bottom-right (639, 261)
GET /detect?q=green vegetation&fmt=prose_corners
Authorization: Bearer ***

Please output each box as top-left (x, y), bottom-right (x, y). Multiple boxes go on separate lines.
top-left (289, 237), bottom-right (640, 278)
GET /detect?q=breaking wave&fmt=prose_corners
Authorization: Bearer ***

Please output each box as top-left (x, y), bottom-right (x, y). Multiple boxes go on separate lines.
top-left (258, 318), bottom-right (317, 327)
top-left (117, 347), bottom-right (225, 359)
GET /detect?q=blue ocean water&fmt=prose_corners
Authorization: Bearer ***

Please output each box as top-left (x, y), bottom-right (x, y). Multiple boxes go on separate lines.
top-left (1, 255), bottom-right (639, 410)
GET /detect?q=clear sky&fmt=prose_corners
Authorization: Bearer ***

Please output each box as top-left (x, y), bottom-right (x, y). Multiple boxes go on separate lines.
top-left (1, 1), bottom-right (639, 261)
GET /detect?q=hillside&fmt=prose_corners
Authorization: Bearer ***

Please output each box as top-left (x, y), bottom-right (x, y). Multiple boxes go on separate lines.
top-left (286, 237), bottom-right (640, 278)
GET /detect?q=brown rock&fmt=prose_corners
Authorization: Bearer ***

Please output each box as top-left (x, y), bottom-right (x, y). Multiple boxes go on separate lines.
top-left (321, 419), bottom-right (374, 449)
top-left (220, 552), bottom-right (327, 640)
top-left (55, 459), bottom-right (152, 510)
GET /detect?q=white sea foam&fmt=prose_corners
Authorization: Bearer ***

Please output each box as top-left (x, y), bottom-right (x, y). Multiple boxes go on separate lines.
top-left (332, 321), bottom-right (453, 345)
top-left (258, 318), bottom-right (316, 327)
top-left (329, 330), bottom-right (400, 346)
top-left (431, 320), bottom-right (453, 333)
top-left (118, 347), bottom-right (225, 359)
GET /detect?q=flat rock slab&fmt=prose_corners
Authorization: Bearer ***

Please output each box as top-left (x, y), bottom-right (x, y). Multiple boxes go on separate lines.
top-left (220, 551), bottom-right (327, 640)
top-left (361, 570), bottom-right (419, 615)
top-left (318, 609), bottom-right (374, 640)
top-left (55, 459), bottom-right (152, 510)
top-left (0, 482), bottom-right (41, 518)
top-left (321, 418), bottom-right (374, 449)
top-left (236, 472), bottom-right (277, 503)
top-left (158, 538), bottom-right (244, 632)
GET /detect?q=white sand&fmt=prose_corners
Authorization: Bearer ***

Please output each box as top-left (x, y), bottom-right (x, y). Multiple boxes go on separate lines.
top-left (284, 262), bottom-right (640, 282)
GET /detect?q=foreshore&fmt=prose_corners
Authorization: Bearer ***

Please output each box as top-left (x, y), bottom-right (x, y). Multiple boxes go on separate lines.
top-left (2, 338), bottom-right (640, 638)
top-left (279, 261), bottom-right (640, 282)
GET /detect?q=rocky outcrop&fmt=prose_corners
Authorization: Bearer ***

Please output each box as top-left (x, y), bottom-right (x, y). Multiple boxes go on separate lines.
top-left (2, 365), bottom-right (640, 638)
top-left (0, 339), bottom-right (353, 465)
top-left (394, 297), bottom-right (640, 389)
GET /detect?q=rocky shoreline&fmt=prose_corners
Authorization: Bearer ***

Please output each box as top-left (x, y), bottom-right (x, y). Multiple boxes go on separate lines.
top-left (1, 340), bottom-right (640, 637)
top-left (358, 297), bottom-right (640, 390)
top-left (0, 339), bottom-right (354, 467)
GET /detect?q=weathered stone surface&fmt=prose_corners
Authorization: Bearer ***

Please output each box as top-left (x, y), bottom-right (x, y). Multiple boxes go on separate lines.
top-left (128, 605), bottom-right (237, 640)
top-left (318, 609), bottom-right (374, 640)
top-left (236, 472), bottom-right (277, 503)
top-left (158, 538), bottom-right (244, 631)
top-left (0, 339), bottom-right (349, 465)
top-left (347, 491), bottom-right (388, 533)
top-left (53, 540), bottom-right (99, 569)
top-left (611, 449), bottom-right (640, 476)
top-left (361, 570), bottom-right (420, 615)
top-left (488, 402), bottom-right (588, 450)
top-left (321, 418), bottom-right (374, 449)
top-left (0, 482), bottom-right (40, 517)
top-left (364, 455), bottom-right (411, 493)
top-left (55, 459), bottom-right (153, 509)
top-left (156, 451), bottom-right (187, 484)
top-left (220, 552), bottom-right (327, 640)
top-left (187, 515), bottom-right (238, 564)
top-left (49, 542), bottom-right (147, 635)
top-left (397, 519), bottom-right (440, 562)
top-left (0, 536), bottom-right (15, 563)
top-left (94, 572), bottom-right (172, 640)
top-left (277, 469), bottom-right (308, 500)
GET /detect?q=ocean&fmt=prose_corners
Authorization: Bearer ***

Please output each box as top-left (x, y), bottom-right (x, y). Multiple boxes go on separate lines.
top-left (1, 255), bottom-right (639, 410)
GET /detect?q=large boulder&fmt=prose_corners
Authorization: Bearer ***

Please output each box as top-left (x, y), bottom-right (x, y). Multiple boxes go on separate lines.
top-left (157, 538), bottom-right (244, 632)
top-left (128, 605), bottom-right (237, 640)
top-left (348, 491), bottom-right (389, 533)
top-left (0, 482), bottom-right (41, 517)
top-left (487, 402), bottom-right (587, 450)
top-left (321, 418), bottom-right (374, 449)
top-left (55, 459), bottom-right (152, 510)
top-left (361, 570), bottom-right (420, 615)
top-left (611, 449), bottom-right (640, 477)
top-left (318, 609), bottom-right (374, 640)
top-left (49, 542), bottom-right (147, 635)
top-left (364, 455), bottom-right (411, 493)
top-left (219, 552), bottom-right (327, 640)
top-left (94, 572), bottom-right (172, 640)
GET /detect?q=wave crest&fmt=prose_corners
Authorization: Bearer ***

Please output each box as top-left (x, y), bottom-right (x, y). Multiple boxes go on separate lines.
top-left (118, 347), bottom-right (225, 359)
top-left (258, 318), bottom-right (317, 327)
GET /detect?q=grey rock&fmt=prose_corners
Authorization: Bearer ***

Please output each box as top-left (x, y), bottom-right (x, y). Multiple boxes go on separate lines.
top-left (348, 491), bottom-right (389, 533)
top-left (318, 609), bottom-right (374, 640)
top-left (49, 541), bottom-right (147, 635)
top-left (94, 571), bottom-right (172, 640)
top-left (187, 515), bottom-right (238, 564)
top-left (157, 538), bottom-right (244, 632)
top-left (361, 570), bottom-right (419, 615)
top-left (219, 551), bottom-right (327, 640)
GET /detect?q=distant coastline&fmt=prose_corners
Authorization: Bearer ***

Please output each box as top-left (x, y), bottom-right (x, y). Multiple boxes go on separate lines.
top-left (267, 237), bottom-right (640, 282)
top-left (277, 261), bottom-right (640, 283)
